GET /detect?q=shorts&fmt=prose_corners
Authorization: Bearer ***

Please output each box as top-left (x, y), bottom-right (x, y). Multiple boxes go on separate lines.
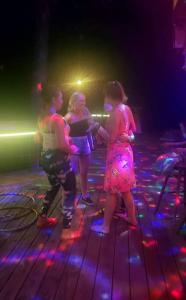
top-left (71, 136), bottom-right (91, 155)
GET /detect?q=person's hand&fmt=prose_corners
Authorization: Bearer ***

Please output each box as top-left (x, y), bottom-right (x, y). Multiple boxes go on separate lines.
top-left (87, 122), bottom-right (100, 133)
top-left (70, 144), bottom-right (79, 154)
top-left (119, 133), bottom-right (130, 143)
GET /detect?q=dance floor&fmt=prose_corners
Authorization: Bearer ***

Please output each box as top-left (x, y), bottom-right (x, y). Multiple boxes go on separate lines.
top-left (0, 136), bottom-right (186, 300)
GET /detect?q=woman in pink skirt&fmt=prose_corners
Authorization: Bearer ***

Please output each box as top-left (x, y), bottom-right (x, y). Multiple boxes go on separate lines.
top-left (92, 81), bottom-right (137, 234)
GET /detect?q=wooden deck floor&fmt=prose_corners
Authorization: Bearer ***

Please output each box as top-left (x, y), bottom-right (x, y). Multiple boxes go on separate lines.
top-left (0, 137), bottom-right (186, 300)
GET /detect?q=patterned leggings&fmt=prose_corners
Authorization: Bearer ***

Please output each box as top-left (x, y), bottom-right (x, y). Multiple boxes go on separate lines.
top-left (40, 149), bottom-right (76, 228)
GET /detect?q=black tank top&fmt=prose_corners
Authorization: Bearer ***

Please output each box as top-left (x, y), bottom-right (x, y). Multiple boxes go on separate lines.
top-left (69, 119), bottom-right (89, 137)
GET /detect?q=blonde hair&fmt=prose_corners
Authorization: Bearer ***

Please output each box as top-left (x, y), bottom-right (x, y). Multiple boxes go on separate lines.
top-left (68, 92), bottom-right (86, 113)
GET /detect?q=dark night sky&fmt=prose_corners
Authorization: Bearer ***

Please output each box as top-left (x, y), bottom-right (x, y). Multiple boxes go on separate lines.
top-left (0, 0), bottom-right (185, 131)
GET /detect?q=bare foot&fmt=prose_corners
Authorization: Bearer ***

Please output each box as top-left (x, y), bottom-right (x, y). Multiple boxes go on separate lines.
top-left (121, 215), bottom-right (138, 227)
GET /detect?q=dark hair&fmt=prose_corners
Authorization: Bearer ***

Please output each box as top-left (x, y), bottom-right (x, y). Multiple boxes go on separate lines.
top-left (38, 85), bottom-right (62, 121)
top-left (41, 85), bottom-right (62, 107)
top-left (104, 80), bottom-right (128, 103)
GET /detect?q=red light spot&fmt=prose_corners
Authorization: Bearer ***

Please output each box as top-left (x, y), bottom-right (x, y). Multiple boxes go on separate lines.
top-left (149, 204), bottom-right (156, 208)
top-left (27, 256), bottom-right (34, 262)
top-left (45, 259), bottom-right (54, 268)
top-left (37, 194), bottom-right (45, 200)
top-left (142, 240), bottom-right (157, 248)
top-left (181, 271), bottom-right (186, 277)
top-left (171, 289), bottom-right (182, 299)
top-left (152, 288), bottom-right (163, 298)
top-left (37, 82), bottom-right (43, 91)
top-left (129, 225), bottom-right (137, 231)
top-left (180, 247), bottom-right (186, 254)
top-left (175, 196), bottom-right (181, 206)
top-left (100, 198), bottom-right (106, 203)
top-left (59, 245), bottom-right (65, 251)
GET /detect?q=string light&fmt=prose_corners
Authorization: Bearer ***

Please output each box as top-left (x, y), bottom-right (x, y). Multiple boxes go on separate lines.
top-left (0, 114), bottom-right (109, 138)
top-left (92, 114), bottom-right (109, 118)
top-left (0, 132), bottom-right (36, 138)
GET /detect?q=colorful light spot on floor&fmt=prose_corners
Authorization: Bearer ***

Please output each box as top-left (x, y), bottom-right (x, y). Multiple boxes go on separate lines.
top-left (138, 213), bottom-right (144, 219)
top-left (180, 247), bottom-right (186, 254)
top-left (171, 289), bottom-right (183, 299)
top-left (142, 239), bottom-right (157, 248)
top-left (101, 293), bottom-right (110, 299)
top-left (129, 255), bottom-right (141, 264)
top-left (45, 259), bottom-right (54, 267)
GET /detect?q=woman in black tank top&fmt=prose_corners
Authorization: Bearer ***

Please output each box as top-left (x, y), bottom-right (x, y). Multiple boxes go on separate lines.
top-left (65, 92), bottom-right (94, 206)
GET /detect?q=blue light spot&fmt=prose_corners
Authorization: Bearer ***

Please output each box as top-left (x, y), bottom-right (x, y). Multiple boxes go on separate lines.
top-left (151, 220), bottom-right (163, 229)
top-left (101, 293), bottom-right (110, 299)
top-left (32, 296), bottom-right (42, 300)
top-left (92, 218), bottom-right (103, 226)
top-left (129, 255), bottom-right (141, 264)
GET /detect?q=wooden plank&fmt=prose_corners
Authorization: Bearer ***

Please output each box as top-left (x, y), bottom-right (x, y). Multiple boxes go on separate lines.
top-left (0, 190), bottom-right (59, 294)
top-left (159, 194), bottom-right (186, 292)
top-left (2, 139), bottom-right (183, 300)
top-left (0, 147), bottom-right (104, 297)
top-left (8, 209), bottom-right (62, 300)
top-left (140, 182), bottom-right (185, 300)
top-left (0, 194), bottom-right (16, 230)
top-left (15, 194), bottom-right (91, 300)
top-left (0, 194), bottom-right (19, 248)
top-left (72, 232), bottom-right (102, 300)
top-left (0, 189), bottom-right (38, 234)
top-left (164, 218), bottom-right (186, 290)
top-left (71, 191), bottom-right (104, 300)
top-left (142, 137), bottom-right (185, 300)
top-left (129, 225), bottom-right (149, 300)
top-left (151, 218), bottom-right (185, 300)
top-left (136, 193), bottom-right (169, 300)
top-left (53, 195), bottom-right (99, 300)
top-left (92, 219), bottom-right (116, 300)
top-left (134, 138), bottom-right (171, 300)
top-left (37, 212), bottom-right (88, 300)
top-left (112, 221), bottom-right (130, 300)
top-left (0, 191), bottom-right (37, 255)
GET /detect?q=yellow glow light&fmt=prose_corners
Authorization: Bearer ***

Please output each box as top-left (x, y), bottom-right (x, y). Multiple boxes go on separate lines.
top-left (77, 80), bottom-right (82, 85)
top-left (0, 131), bottom-right (36, 138)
